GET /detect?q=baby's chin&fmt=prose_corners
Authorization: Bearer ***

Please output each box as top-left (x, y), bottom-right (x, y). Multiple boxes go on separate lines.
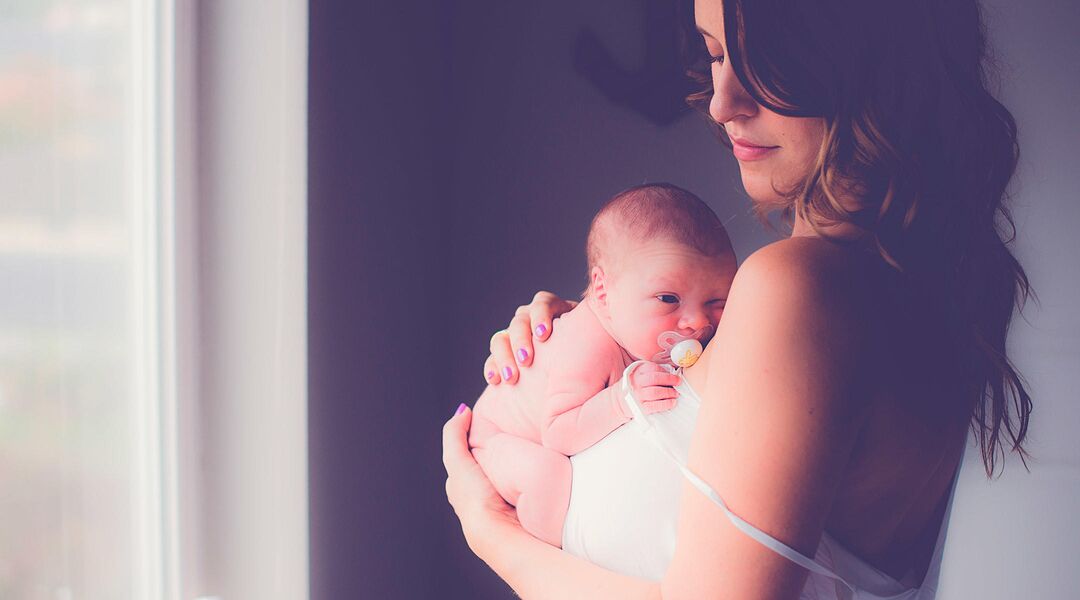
top-left (624, 345), bottom-right (660, 363)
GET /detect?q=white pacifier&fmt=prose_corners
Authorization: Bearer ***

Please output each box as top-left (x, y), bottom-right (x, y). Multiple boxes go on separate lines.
top-left (670, 338), bottom-right (704, 368)
top-left (652, 325), bottom-right (713, 368)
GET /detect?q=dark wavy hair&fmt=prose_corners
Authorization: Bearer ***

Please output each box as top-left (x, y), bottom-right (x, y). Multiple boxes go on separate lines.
top-left (681, 0), bottom-right (1034, 477)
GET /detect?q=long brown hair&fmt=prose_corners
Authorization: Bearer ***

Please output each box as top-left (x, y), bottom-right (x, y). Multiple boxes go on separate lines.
top-left (683, 0), bottom-right (1034, 477)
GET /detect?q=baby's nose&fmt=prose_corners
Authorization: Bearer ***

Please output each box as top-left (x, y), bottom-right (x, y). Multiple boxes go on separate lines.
top-left (678, 310), bottom-right (710, 332)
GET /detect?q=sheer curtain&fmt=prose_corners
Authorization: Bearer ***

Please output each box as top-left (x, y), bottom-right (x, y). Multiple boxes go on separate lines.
top-left (0, 1), bottom-right (308, 598)
top-left (0, 1), bottom-right (172, 598)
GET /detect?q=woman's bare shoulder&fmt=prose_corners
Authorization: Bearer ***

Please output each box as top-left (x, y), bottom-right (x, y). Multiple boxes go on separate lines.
top-left (709, 237), bottom-right (876, 416)
top-left (729, 237), bottom-right (870, 323)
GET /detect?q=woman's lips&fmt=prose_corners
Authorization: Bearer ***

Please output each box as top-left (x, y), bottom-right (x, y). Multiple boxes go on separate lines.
top-left (731, 140), bottom-right (779, 161)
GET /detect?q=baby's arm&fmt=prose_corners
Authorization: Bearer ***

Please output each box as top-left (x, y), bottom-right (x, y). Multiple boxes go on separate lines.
top-left (539, 344), bottom-right (630, 457)
top-left (541, 384), bottom-right (630, 456)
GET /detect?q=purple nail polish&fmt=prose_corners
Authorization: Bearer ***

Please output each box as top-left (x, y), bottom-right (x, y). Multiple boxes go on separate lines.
top-left (517, 348), bottom-right (529, 363)
top-left (535, 323), bottom-right (547, 337)
top-left (502, 366), bottom-right (513, 381)
top-left (455, 402), bottom-right (467, 416)
top-left (486, 370), bottom-right (496, 381)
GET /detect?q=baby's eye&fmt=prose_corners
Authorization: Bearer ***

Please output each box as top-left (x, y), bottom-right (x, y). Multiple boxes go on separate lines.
top-left (656, 294), bottom-right (680, 304)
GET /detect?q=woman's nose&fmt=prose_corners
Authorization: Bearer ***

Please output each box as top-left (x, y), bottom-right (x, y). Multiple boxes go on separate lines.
top-left (708, 59), bottom-right (758, 125)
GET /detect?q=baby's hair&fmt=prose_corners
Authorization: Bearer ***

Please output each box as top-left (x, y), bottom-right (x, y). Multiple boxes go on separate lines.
top-left (581, 182), bottom-right (733, 299)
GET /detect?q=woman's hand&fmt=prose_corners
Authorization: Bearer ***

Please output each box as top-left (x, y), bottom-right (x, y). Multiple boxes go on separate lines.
top-left (443, 404), bottom-right (663, 599)
top-left (443, 404), bottom-right (523, 558)
top-left (484, 291), bottom-right (577, 386)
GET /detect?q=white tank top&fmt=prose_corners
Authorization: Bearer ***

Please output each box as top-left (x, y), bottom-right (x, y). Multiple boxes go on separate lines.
top-left (561, 361), bottom-right (962, 599)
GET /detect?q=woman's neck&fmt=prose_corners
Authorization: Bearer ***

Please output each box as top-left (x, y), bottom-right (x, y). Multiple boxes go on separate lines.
top-left (790, 211), bottom-right (876, 250)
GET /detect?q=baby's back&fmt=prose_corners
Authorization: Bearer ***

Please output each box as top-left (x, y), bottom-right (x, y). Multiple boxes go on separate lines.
top-left (471, 302), bottom-right (626, 447)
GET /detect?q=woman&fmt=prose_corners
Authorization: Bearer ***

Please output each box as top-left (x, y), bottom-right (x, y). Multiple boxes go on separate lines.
top-left (442, 0), bottom-right (1032, 597)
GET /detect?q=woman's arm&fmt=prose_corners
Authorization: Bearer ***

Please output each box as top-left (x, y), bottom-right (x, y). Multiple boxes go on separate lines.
top-left (660, 240), bottom-right (870, 599)
top-left (442, 405), bottom-right (661, 600)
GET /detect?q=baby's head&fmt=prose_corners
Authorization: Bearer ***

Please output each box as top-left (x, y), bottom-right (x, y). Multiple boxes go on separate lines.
top-left (583, 183), bottom-right (738, 362)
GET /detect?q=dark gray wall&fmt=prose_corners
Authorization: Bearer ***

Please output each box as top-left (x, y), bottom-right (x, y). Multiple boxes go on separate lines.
top-left (308, 2), bottom-right (766, 598)
top-left (308, 1), bottom-right (1080, 598)
top-left (307, 2), bottom-right (456, 598)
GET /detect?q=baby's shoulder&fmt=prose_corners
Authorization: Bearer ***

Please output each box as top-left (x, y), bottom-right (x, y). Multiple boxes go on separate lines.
top-left (544, 303), bottom-right (622, 369)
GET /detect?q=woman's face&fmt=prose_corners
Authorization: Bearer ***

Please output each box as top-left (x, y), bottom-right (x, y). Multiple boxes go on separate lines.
top-left (694, 0), bottom-right (826, 206)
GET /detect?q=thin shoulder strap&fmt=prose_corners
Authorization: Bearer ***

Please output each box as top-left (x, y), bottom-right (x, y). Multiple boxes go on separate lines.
top-left (620, 360), bottom-right (858, 593)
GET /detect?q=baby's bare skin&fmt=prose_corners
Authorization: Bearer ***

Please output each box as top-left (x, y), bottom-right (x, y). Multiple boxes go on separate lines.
top-left (469, 237), bottom-right (737, 547)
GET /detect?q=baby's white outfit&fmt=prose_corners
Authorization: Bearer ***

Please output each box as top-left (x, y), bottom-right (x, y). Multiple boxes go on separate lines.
top-left (561, 361), bottom-right (962, 599)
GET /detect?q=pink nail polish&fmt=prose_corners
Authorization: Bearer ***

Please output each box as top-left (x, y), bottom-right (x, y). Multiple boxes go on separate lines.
top-left (535, 324), bottom-right (547, 337)
top-left (455, 403), bottom-right (467, 416)
top-left (517, 348), bottom-right (529, 363)
top-left (487, 370), bottom-right (496, 381)
top-left (502, 366), bottom-right (513, 381)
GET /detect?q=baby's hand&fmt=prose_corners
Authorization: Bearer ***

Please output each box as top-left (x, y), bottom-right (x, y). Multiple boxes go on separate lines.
top-left (628, 361), bottom-right (681, 415)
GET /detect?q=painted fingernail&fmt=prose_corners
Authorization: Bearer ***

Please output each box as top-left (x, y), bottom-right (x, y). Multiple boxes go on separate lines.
top-left (486, 370), bottom-right (496, 381)
top-left (502, 366), bottom-right (513, 381)
top-left (535, 324), bottom-right (547, 337)
top-left (455, 402), bottom-right (467, 416)
top-left (517, 348), bottom-right (529, 363)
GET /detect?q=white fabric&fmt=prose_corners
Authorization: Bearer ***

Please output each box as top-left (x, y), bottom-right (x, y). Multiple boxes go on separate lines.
top-left (561, 361), bottom-right (962, 599)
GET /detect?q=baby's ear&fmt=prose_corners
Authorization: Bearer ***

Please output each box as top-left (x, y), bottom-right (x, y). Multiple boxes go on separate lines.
top-left (590, 266), bottom-right (609, 306)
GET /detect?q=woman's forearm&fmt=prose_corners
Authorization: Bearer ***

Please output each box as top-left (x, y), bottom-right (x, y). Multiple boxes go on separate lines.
top-left (477, 521), bottom-right (663, 600)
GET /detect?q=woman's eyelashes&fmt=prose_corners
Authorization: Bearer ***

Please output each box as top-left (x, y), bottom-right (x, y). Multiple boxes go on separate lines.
top-left (701, 39), bottom-right (725, 65)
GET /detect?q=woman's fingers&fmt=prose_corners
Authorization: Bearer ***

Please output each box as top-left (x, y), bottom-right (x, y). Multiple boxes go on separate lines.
top-left (506, 292), bottom-right (578, 372)
top-left (508, 305), bottom-right (536, 368)
top-left (442, 404), bottom-right (522, 555)
top-left (488, 329), bottom-right (518, 385)
top-left (443, 405), bottom-right (485, 516)
top-left (442, 405), bottom-right (484, 526)
top-left (484, 291), bottom-right (579, 387)
top-left (482, 355), bottom-right (501, 385)
top-left (442, 404), bottom-right (475, 478)
top-left (529, 290), bottom-right (577, 343)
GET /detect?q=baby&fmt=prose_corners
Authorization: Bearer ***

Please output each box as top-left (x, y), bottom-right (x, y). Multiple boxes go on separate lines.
top-left (468, 183), bottom-right (738, 547)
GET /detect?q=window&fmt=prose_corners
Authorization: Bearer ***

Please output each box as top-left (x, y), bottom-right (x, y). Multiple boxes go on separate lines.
top-left (0, 1), bottom-right (175, 597)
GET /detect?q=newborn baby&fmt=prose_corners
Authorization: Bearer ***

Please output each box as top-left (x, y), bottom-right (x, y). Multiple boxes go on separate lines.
top-left (468, 183), bottom-right (738, 547)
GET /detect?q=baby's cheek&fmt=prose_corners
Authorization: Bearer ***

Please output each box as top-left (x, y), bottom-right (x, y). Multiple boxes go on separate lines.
top-left (617, 326), bottom-right (657, 360)
top-left (642, 325), bottom-right (677, 357)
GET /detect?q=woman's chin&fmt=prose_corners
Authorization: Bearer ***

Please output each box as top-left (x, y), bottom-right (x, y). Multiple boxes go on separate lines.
top-left (739, 172), bottom-right (782, 206)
